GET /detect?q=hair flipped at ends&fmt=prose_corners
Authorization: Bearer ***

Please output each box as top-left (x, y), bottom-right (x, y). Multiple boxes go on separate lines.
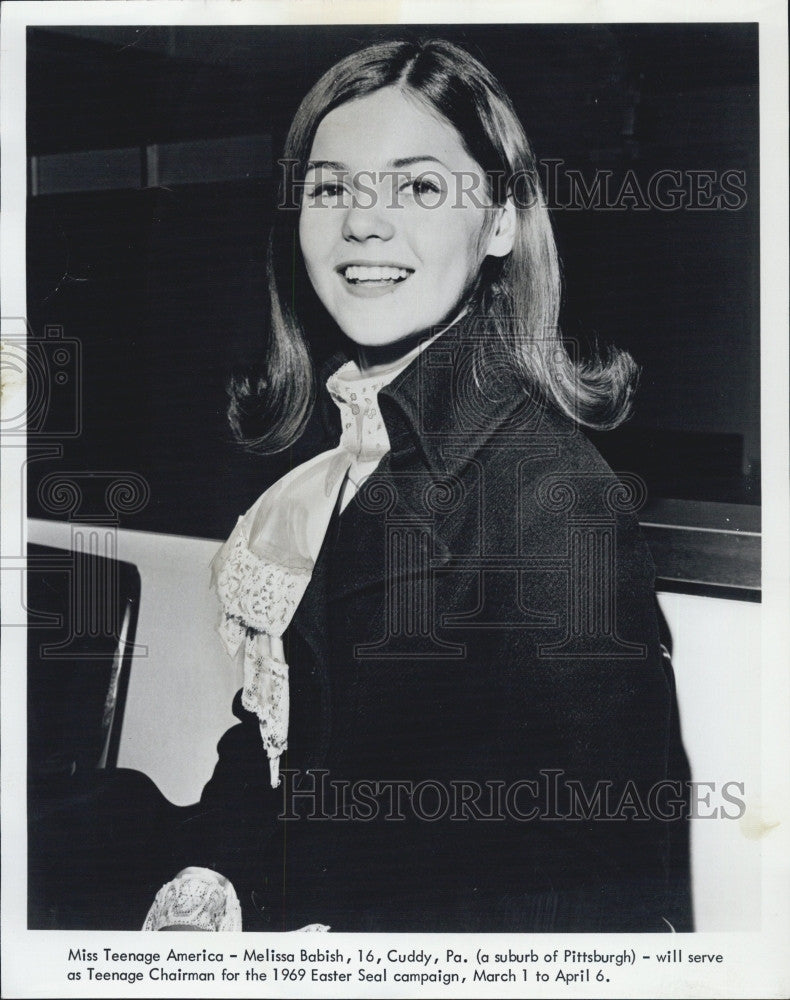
top-left (229, 37), bottom-right (639, 453)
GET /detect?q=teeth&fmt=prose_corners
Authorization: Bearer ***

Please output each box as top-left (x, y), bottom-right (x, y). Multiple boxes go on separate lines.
top-left (343, 265), bottom-right (410, 282)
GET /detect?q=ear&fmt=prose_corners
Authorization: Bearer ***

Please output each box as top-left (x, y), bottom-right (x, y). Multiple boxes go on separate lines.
top-left (484, 198), bottom-right (516, 258)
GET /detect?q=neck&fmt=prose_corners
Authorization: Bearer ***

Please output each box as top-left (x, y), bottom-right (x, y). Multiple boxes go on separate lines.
top-left (354, 308), bottom-right (468, 377)
top-left (356, 331), bottom-right (431, 378)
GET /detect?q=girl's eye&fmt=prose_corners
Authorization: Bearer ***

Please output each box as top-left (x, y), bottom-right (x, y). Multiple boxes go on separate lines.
top-left (307, 182), bottom-right (350, 203)
top-left (398, 175), bottom-right (445, 204)
top-left (411, 178), bottom-right (441, 195)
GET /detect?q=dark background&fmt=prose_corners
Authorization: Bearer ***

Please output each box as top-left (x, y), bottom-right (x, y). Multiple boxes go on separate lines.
top-left (26, 23), bottom-right (759, 541)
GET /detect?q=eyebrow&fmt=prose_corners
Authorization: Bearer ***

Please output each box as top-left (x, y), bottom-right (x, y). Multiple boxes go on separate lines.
top-left (388, 156), bottom-right (450, 170)
top-left (304, 155), bottom-right (451, 174)
top-left (305, 160), bottom-right (347, 174)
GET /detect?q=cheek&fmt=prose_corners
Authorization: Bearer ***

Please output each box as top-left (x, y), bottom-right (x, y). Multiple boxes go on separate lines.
top-left (417, 208), bottom-right (487, 278)
top-left (297, 213), bottom-right (315, 269)
top-left (298, 210), bottom-right (332, 281)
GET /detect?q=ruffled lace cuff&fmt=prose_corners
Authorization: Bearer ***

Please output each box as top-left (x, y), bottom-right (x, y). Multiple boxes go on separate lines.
top-left (142, 868), bottom-right (242, 932)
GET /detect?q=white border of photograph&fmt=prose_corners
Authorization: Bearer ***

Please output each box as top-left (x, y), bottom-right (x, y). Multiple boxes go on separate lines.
top-left (2, 2), bottom-right (788, 998)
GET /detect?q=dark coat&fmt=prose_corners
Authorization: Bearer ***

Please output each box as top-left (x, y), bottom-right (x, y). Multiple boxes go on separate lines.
top-left (175, 327), bottom-right (693, 933)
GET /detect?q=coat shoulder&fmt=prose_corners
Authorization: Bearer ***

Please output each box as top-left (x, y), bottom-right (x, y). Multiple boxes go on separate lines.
top-left (480, 403), bottom-right (645, 522)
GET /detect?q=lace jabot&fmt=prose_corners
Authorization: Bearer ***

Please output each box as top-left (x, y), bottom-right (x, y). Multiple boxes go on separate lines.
top-left (143, 868), bottom-right (242, 931)
top-left (211, 340), bottom-right (434, 787)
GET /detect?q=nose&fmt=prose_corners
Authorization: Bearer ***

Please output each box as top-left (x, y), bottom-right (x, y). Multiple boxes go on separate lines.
top-left (341, 191), bottom-right (395, 243)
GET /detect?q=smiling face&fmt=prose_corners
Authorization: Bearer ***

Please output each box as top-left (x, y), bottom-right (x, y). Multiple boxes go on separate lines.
top-left (298, 86), bottom-right (513, 354)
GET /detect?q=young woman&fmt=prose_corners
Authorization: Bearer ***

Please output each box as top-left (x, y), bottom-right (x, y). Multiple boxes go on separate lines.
top-left (146, 37), bottom-right (692, 934)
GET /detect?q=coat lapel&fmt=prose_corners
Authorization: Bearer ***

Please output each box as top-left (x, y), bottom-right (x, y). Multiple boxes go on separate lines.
top-left (325, 459), bottom-right (453, 609)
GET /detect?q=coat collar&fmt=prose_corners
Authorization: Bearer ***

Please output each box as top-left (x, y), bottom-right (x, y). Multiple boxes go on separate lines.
top-left (317, 324), bottom-right (546, 480)
top-left (292, 328), bottom-right (555, 688)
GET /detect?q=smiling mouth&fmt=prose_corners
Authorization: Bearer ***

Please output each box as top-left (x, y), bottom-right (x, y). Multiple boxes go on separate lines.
top-left (340, 265), bottom-right (413, 285)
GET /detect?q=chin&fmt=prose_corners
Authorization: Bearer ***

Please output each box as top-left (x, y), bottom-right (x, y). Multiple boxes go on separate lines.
top-left (342, 327), bottom-right (419, 348)
top-left (335, 312), bottom-right (455, 350)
